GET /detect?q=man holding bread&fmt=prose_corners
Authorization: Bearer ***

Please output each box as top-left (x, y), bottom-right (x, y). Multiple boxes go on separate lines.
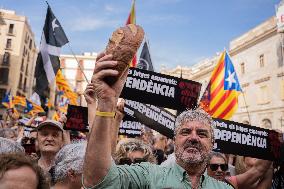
top-left (82, 24), bottom-right (232, 189)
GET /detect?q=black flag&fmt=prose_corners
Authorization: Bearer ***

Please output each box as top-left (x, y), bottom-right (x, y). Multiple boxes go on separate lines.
top-left (137, 42), bottom-right (154, 71)
top-left (34, 5), bottom-right (68, 97)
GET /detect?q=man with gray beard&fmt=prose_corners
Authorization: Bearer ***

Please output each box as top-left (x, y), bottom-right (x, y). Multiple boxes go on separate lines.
top-left (82, 52), bottom-right (232, 189)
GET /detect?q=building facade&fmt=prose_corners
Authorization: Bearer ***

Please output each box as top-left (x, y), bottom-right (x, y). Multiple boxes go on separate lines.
top-left (161, 17), bottom-right (284, 132)
top-left (0, 9), bottom-right (37, 114)
top-left (60, 52), bottom-right (97, 106)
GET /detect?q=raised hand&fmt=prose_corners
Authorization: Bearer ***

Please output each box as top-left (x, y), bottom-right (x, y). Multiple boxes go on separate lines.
top-left (91, 52), bottom-right (128, 109)
top-left (84, 83), bottom-right (96, 104)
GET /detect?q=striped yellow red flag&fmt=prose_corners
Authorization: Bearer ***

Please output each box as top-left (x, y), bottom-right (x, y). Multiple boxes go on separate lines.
top-left (52, 111), bottom-right (60, 121)
top-left (56, 69), bottom-right (78, 106)
top-left (126, 0), bottom-right (137, 67)
top-left (199, 51), bottom-right (242, 120)
top-left (13, 96), bottom-right (26, 107)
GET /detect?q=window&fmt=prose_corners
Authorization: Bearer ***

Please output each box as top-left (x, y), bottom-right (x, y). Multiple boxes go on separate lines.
top-left (261, 119), bottom-right (272, 129)
top-left (281, 80), bottom-right (284, 100)
top-left (22, 46), bottom-right (27, 57)
top-left (25, 33), bottom-right (29, 43)
top-left (2, 52), bottom-right (10, 65)
top-left (240, 62), bottom-right (245, 74)
top-left (21, 58), bottom-right (24, 72)
top-left (0, 68), bottom-right (9, 84)
top-left (257, 85), bottom-right (269, 104)
top-left (23, 77), bottom-right (27, 92)
top-left (6, 39), bottom-right (12, 49)
top-left (29, 39), bottom-right (32, 49)
top-left (18, 73), bottom-right (23, 89)
top-left (259, 54), bottom-right (264, 67)
top-left (25, 63), bottom-right (29, 76)
top-left (8, 24), bottom-right (14, 34)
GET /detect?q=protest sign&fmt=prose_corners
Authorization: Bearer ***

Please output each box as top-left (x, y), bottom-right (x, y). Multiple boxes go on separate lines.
top-left (123, 104), bottom-right (281, 160)
top-left (121, 68), bottom-right (201, 111)
top-left (119, 121), bottom-right (143, 137)
top-left (65, 105), bottom-right (89, 132)
top-left (213, 118), bottom-right (281, 161)
top-left (121, 100), bottom-right (176, 138)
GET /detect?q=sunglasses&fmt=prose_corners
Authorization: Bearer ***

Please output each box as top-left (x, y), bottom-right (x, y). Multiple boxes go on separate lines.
top-left (118, 157), bottom-right (147, 165)
top-left (209, 164), bottom-right (228, 171)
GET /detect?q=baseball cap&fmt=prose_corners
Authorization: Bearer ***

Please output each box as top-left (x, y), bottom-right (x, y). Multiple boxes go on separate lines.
top-left (36, 120), bottom-right (64, 132)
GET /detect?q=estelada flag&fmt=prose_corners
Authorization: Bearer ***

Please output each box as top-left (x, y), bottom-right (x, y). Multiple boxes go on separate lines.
top-left (1, 90), bottom-right (13, 109)
top-left (126, 0), bottom-right (137, 67)
top-left (199, 51), bottom-right (242, 120)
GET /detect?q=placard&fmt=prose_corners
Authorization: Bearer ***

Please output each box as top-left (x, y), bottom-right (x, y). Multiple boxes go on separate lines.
top-left (122, 100), bottom-right (176, 138)
top-left (123, 104), bottom-right (282, 161)
top-left (65, 105), bottom-right (89, 132)
top-left (213, 118), bottom-right (281, 161)
top-left (121, 68), bottom-right (201, 111)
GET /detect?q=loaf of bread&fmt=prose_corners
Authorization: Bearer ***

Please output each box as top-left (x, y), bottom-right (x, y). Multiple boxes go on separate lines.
top-left (104, 24), bottom-right (144, 85)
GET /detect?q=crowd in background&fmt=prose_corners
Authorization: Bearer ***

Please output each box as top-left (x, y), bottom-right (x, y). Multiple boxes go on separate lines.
top-left (0, 54), bottom-right (284, 188)
top-left (0, 102), bottom-right (283, 189)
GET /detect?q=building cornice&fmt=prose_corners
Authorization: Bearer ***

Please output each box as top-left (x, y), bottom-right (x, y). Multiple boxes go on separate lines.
top-left (229, 17), bottom-right (277, 56)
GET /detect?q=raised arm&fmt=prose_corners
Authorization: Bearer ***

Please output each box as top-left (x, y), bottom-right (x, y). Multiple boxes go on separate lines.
top-left (84, 83), bottom-right (97, 130)
top-left (235, 159), bottom-right (272, 189)
top-left (111, 98), bottom-right (125, 156)
top-left (83, 52), bottom-right (128, 187)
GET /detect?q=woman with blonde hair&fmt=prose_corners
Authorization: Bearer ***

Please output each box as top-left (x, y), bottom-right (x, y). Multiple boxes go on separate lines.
top-left (114, 138), bottom-right (156, 165)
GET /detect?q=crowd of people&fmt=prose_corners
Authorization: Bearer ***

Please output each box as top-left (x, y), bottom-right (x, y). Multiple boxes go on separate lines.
top-left (0, 52), bottom-right (283, 189)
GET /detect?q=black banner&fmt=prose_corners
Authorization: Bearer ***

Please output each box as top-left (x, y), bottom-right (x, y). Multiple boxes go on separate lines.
top-left (213, 118), bottom-right (281, 161)
top-left (121, 100), bottom-right (175, 138)
top-left (121, 68), bottom-right (201, 111)
top-left (122, 105), bottom-right (281, 161)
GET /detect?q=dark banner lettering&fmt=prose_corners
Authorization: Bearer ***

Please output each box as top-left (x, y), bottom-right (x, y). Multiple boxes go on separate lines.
top-left (121, 100), bottom-right (176, 138)
top-left (121, 68), bottom-right (201, 111)
top-left (119, 121), bottom-right (143, 137)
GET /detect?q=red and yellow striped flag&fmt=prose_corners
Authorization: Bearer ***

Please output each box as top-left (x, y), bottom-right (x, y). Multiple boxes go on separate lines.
top-left (56, 69), bottom-right (78, 106)
top-left (126, 0), bottom-right (137, 67)
top-left (199, 51), bottom-right (242, 120)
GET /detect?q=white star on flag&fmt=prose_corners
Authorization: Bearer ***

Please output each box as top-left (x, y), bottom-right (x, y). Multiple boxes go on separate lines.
top-left (52, 18), bottom-right (59, 32)
top-left (225, 71), bottom-right (236, 88)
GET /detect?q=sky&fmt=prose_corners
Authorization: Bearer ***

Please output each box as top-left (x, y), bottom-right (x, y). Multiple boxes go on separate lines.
top-left (1, 0), bottom-right (281, 71)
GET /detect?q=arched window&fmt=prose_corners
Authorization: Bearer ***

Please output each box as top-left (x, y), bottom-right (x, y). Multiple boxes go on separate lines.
top-left (2, 52), bottom-right (10, 65)
top-left (261, 119), bottom-right (272, 128)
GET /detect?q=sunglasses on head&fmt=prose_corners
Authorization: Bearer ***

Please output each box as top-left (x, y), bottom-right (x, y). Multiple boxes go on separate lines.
top-left (118, 157), bottom-right (147, 165)
top-left (209, 164), bottom-right (228, 171)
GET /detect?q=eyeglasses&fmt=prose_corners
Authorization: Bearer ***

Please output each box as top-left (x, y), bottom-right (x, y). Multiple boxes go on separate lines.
top-left (209, 164), bottom-right (228, 171)
top-left (118, 157), bottom-right (147, 165)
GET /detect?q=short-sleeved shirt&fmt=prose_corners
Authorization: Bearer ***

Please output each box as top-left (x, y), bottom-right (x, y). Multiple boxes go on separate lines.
top-left (94, 162), bottom-right (234, 189)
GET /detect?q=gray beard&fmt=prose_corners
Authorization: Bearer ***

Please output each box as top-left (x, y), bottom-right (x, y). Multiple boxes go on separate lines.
top-left (175, 148), bottom-right (208, 165)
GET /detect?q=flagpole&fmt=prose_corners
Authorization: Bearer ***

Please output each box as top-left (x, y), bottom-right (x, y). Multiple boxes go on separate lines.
top-left (67, 44), bottom-right (90, 84)
top-left (226, 50), bottom-right (251, 123)
top-left (241, 92), bottom-right (251, 124)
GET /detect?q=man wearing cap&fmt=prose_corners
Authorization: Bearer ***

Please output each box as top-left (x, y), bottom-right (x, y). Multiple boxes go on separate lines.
top-left (36, 120), bottom-right (65, 172)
